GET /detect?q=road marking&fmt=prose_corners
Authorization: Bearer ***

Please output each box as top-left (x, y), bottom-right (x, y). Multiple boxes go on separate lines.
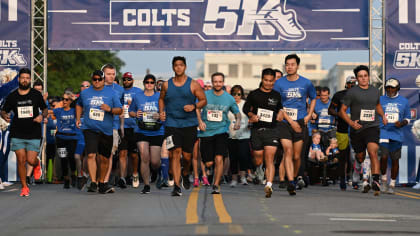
top-left (186, 186), bottom-right (200, 224)
top-left (395, 192), bottom-right (420, 200)
top-left (194, 225), bottom-right (208, 234)
top-left (228, 224), bottom-right (244, 234)
top-left (397, 190), bottom-right (420, 197)
top-left (329, 218), bottom-right (396, 222)
top-left (283, 225), bottom-right (290, 229)
top-left (294, 230), bottom-right (302, 234)
top-left (213, 194), bottom-right (232, 224)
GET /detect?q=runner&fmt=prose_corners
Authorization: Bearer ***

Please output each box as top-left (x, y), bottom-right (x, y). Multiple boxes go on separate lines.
top-left (328, 76), bottom-right (358, 190)
top-left (76, 70), bottom-right (122, 194)
top-left (159, 56), bottom-right (207, 196)
top-left (243, 68), bottom-right (283, 198)
top-left (119, 72), bottom-right (143, 189)
top-left (274, 54), bottom-right (316, 195)
top-left (197, 72), bottom-right (240, 194)
top-left (339, 65), bottom-right (388, 196)
top-left (379, 78), bottom-right (410, 194)
top-left (129, 74), bottom-right (164, 194)
top-left (1, 68), bottom-right (46, 197)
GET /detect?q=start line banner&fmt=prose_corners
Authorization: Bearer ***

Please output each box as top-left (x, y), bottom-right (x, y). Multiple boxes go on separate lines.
top-left (386, 0), bottom-right (420, 184)
top-left (48, 0), bottom-right (368, 50)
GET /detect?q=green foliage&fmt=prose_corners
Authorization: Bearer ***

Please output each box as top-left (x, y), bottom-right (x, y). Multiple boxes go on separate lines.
top-left (47, 51), bottom-right (125, 96)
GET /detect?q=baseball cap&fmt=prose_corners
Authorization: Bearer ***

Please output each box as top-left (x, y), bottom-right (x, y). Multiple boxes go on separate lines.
top-left (122, 72), bottom-right (133, 79)
top-left (345, 76), bottom-right (356, 83)
top-left (204, 81), bottom-right (211, 86)
top-left (385, 78), bottom-right (399, 88)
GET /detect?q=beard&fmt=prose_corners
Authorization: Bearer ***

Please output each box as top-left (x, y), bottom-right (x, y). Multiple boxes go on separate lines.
top-left (19, 83), bottom-right (30, 90)
top-left (123, 83), bottom-right (133, 89)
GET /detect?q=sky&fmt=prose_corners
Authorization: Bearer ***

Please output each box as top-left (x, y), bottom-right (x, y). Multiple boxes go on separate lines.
top-left (118, 50), bottom-right (369, 79)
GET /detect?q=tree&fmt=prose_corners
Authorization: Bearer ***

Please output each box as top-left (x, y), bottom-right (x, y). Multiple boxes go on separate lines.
top-left (46, 51), bottom-right (125, 96)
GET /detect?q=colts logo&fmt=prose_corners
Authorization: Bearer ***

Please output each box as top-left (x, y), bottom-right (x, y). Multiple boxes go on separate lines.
top-left (202, 0), bottom-right (306, 41)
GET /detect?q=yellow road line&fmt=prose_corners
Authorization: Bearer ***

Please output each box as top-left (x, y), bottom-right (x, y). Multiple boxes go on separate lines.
top-left (228, 224), bottom-right (244, 234)
top-left (213, 194), bottom-right (232, 224)
top-left (397, 190), bottom-right (420, 197)
top-left (186, 187), bottom-right (201, 224)
top-left (195, 225), bottom-right (208, 234)
top-left (395, 192), bottom-right (420, 200)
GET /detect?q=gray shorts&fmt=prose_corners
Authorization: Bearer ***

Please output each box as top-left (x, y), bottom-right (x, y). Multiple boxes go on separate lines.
top-left (380, 145), bottom-right (402, 160)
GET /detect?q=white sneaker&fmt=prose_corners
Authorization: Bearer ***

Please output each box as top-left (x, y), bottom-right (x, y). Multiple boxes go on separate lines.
top-left (387, 185), bottom-right (395, 194)
top-left (132, 174), bottom-right (139, 188)
top-left (413, 183), bottom-right (420, 190)
top-left (0, 183), bottom-right (4, 190)
top-left (2, 182), bottom-right (13, 187)
top-left (240, 176), bottom-right (248, 185)
top-left (230, 180), bottom-right (237, 188)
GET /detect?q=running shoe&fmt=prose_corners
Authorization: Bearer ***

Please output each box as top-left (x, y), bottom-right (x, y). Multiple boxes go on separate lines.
top-left (211, 185), bottom-right (220, 194)
top-left (202, 176), bottom-right (210, 186)
top-left (141, 185), bottom-right (151, 194)
top-left (362, 181), bottom-right (371, 193)
top-left (193, 178), bottom-right (200, 188)
top-left (372, 180), bottom-right (380, 196)
top-left (296, 176), bottom-right (305, 190)
top-left (230, 180), bottom-right (237, 188)
top-left (240, 176), bottom-right (248, 185)
top-left (287, 182), bottom-right (296, 196)
top-left (20, 187), bottom-right (30, 197)
top-left (87, 182), bottom-right (98, 193)
top-left (99, 182), bottom-right (115, 194)
top-left (33, 157), bottom-right (43, 180)
top-left (161, 180), bottom-right (170, 188)
top-left (413, 183), bottom-right (420, 190)
top-left (0, 182), bottom-right (4, 190)
top-left (64, 179), bottom-right (70, 189)
top-left (182, 174), bottom-right (191, 190)
top-left (132, 174), bottom-right (140, 188)
top-left (118, 177), bottom-right (127, 189)
top-left (77, 176), bottom-right (87, 190)
top-left (387, 184), bottom-right (395, 194)
top-left (265, 4), bottom-right (306, 40)
top-left (171, 185), bottom-right (182, 196)
top-left (264, 185), bottom-right (273, 198)
top-left (278, 181), bottom-right (287, 189)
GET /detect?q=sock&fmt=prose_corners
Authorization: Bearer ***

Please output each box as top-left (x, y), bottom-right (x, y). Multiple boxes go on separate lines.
top-left (266, 182), bottom-right (272, 187)
top-left (161, 158), bottom-right (169, 180)
top-left (381, 175), bottom-right (387, 183)
top-left (390, 179), bottom-right (396, 187)
top-left (373, 174), bottom-right (380, 182)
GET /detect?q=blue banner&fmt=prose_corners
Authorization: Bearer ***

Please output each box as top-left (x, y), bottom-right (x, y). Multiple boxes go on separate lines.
top-left (48, 0), bottom-right (368, 50)
top-left (386, 0), bottom-right (420, 184)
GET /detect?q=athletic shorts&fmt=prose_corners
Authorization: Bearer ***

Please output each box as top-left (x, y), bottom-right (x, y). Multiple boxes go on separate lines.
top-left (136, 133), bottom-right (164, 147)
top-left (200, 133), bottom-right (228, 163)
top-left (56, 137), bottom-right (77, 159)
top-left (10, 138), bottom-right (41, 152)
top-left (380, 140), bottom-right (402, 160)
top-left (83, 129), bottom-right (113, 158)
top-left (350, 127), bottom-right (379, 154)
top-left (119, 128), bottom-right (137, 153)
top-left (277, 119), bottom-right (305, 142)
top-left (336, 131), bottom-right (349, 150)
top-left (75, 138), bottom-right (85, 155)
top-left (164, 126), bottom-right (197, 153)
top-left (250, 127), bottom-right (279, 151)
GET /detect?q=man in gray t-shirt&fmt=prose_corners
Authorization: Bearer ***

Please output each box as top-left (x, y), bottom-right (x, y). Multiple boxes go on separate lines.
top-left (339, 65), bottom-right (387, 196)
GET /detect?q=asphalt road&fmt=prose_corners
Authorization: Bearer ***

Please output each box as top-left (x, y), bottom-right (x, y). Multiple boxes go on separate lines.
top-left (1, 182), bottom-right (420, 236)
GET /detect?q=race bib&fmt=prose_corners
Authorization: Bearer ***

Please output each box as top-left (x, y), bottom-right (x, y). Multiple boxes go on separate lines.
top-left (89, 108), bottom-right (104, 121)
top-left (385, 112), bottom-right (399, 123)
top-left (17, 106), bottom-right (33, 118)
top-left (123, 105), bottom-right (130, 119)
top-left (207, 110), bottom-right (223, 122)
top-left (379, 139), bottom-right (389, 143)
top-left (257, 108), bottom-right (274, 123)
top-left (143, 112), bottom-right (157, 123)
top-left (360, 109), bottom-right (375, 122)
top-left (166, 135), bottom-right (175, 150)
top-left (285, 107), bottom-right (298, 121)
top-left (57, 148), bottom-right (68, 158)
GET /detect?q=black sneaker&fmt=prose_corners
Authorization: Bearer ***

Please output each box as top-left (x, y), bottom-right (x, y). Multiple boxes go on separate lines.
top-left (71, 175), bottom-right (77, 188)
top-left (182, 174), bottom-right (191, 190)
top-left (87, 182), bottom-right (98, 192)
top-left (211, 185), bottom-right (220, 194)
top-left (279, 181), bottom-right (287, 189)
top-left (287, 182), bottom-right (296, 196)
top-left (171, 185), bottom-right (182, 196)
top-left (141, 185), bottom-right (151, 194)
top-left (362, 182), bottom-right (371, 193)
top-left (99, 182), bottom-right (115, 194)
top-left (77, 176), bottom-right (87, 190)
top-left (372, 180), bottom-right (380, 196)
top-left (118, 177), bottom-right (127, 189)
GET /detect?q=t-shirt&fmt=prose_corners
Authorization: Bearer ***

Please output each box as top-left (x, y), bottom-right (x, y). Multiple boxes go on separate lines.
top-left (314, 98), bottom-right (334, 131)
top-left (273, 75), bottom-right (316, 121)
top-left (343, 85), bottom-right (380, 133)
top-left (330, 90), bottom-right (350, 133)
top-left (199, 90), bottom-right (239, 137)
top-left (379, 94), bottom-right (410, 142)
top-left (77, 86), bottom-right (122, 136)
top-left (122, 87), bottom-right (143, 129)
top-left (106, 84), bottom-right (124, 130)
top-left (311, 143), bottom-right (321, 151)
top-left (2, 88), bottom-right (47, 139)
top-left (228, 100), bottom-right (250, 140)
top-left (129, 91), bottom-right (164, 136)
top-left (53, 107), bottom-right (79, 140)
top-left (243, 88), bottom-right (283, 129)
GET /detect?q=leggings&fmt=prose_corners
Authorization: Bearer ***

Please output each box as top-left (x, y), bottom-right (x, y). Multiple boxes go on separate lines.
top-left (228, 138), bottom-right (252, 175)
top-left (56, 137), bottom-right (77, 177)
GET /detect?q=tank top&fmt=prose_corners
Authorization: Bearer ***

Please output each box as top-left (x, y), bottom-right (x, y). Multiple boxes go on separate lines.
top-left (164, 77), bottom-right (198, 128)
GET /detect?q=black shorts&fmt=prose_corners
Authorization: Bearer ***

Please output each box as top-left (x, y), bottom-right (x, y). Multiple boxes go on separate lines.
top-left (250, 127), bottom-right (280, 151)
top-left (277, 119), bottom-right (305, 142)
top-left (136, 133), bottom-right (164, 147)
top-left (164, 126), bottom-right (197, 153)
top-left (350, 127), bottom-right (379, 154)
top-left (200, 133), bottom-right (228, 163)
top-left (119, 128), bottom-right (137, 153)
top-left (83, 130), bottom-right (113, 158)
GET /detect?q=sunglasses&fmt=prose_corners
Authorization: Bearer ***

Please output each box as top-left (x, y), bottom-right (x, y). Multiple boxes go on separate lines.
top-left (233, 93), bottom-right (242, 96)
top-left (63, 98), bottom-right (72, 102)
top-left (144, 81), bottom-right (155, 84)
top-left (92, 78), bottom-right (103, 82)
top-left (80, 85), bottom-right (89, 88)
top-left (123, 78), bottom-right (133, 81)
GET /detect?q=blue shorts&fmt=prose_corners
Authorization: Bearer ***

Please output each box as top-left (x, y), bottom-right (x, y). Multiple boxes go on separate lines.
top-left (10, 138), bottom-right (41, 152)
top-left (75, 139), bottom-right (85, 155)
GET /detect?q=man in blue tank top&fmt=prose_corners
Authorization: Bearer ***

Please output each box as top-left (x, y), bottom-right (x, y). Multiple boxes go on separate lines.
top-left (159, 56), bottom-right (207, 196)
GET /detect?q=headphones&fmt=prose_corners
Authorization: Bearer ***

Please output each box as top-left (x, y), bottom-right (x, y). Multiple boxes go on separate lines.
top-left (385, 78), bottom-right (400, 91)
top-left (101, 63), bottom-right (115, 81)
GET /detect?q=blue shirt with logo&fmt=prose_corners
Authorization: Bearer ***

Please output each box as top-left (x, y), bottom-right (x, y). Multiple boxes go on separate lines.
top-left (53, 107), bottom-right (79, 140)
top-left (379, 94), bottom-right (410, 142)
top-left (315, 98), bottom-right (334, 131)
top-left (106, 84), bottom-right (124, 130)
top-left (77, 86), bottom-right (122, 136)
top-left (273, 75), bottom-right (316, 121)
top-left (122, 87), bottom-right (143, 129)
top-left (129, 91), bottom-right (164, 136)
top-left (198, 90), bottom-right (239, 138)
